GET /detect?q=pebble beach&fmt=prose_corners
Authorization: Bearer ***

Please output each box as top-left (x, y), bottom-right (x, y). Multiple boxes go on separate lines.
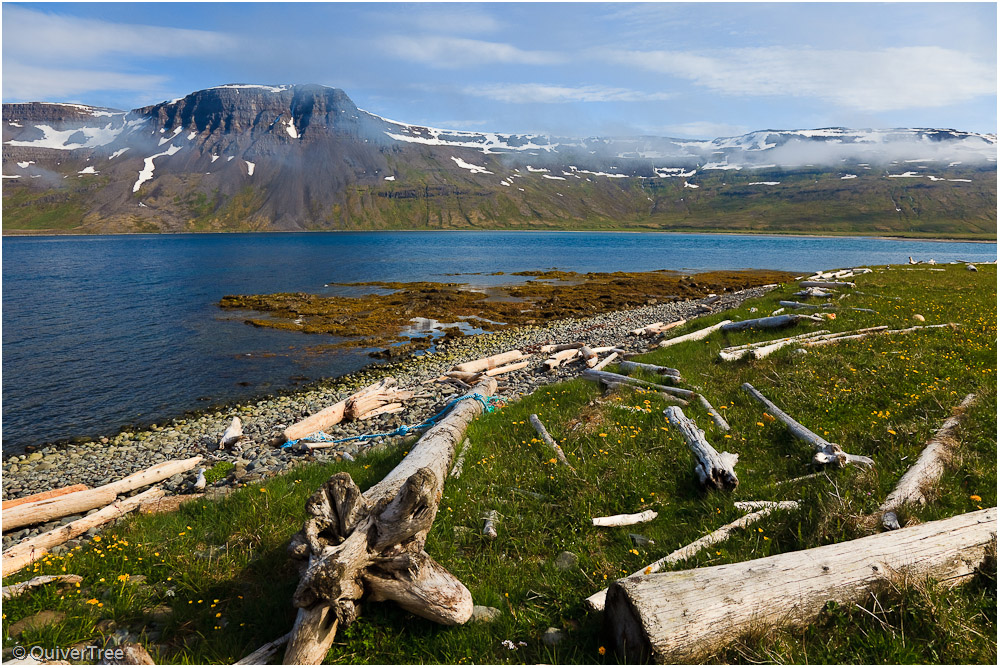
top-left (1, 285), bottom-right (775, 551)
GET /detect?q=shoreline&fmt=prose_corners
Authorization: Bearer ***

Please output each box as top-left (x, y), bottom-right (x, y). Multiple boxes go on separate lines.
top-left (2, 228), bottom-right (997, 244)
top-left (0, 284), bottom-right (774, 511)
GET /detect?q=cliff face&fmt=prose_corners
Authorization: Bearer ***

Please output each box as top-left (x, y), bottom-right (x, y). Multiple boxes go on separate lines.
top-left (2, 85), bottom-right (996, 237)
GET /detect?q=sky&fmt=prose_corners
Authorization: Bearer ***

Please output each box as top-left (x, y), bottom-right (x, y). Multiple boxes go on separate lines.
top-left (1, 1), bottom-right (996, 139)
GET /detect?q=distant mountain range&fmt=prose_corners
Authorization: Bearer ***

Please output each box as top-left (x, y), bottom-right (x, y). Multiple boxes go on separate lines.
top-left (2, 84), bottom-right (996, 237)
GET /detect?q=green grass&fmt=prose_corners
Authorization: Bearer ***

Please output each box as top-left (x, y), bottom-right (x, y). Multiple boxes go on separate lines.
top-left (2, 263), bottom-right (995, 664)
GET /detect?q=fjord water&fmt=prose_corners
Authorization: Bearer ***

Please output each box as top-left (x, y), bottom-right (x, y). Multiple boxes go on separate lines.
top-left (2, 232), bottom-right (995, 452)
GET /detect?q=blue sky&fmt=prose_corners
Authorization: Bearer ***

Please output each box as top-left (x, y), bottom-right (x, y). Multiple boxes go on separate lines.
top-left (2, 2), bottom-right (996, 138)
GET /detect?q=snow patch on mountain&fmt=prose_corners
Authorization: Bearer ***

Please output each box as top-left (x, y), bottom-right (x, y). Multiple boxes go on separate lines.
top-left (133, 144), bottom-right (182, 192)
top-left (451, 156), bottom-right (493, 174)
top-left (246, 161), bottom-right (256, 176)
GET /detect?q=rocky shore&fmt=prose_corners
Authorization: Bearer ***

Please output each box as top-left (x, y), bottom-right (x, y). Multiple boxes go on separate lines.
top-left (1, 285), bottom-right (774, 551)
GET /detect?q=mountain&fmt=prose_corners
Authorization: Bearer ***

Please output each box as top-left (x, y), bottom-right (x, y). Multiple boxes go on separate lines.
top-left (2, 84), bottom-right (996, 238)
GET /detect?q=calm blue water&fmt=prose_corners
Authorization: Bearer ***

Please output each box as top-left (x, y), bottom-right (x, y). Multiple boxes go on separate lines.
top-left (2, 232), bottom-right (995, 452)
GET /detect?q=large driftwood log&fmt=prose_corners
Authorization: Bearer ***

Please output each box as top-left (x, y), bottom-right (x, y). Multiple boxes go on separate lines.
top-left (544, 348), bottom-right (580, 370)
top-left (750, 327), bottom-right (888, 360)
top-left (539, 342), bottom-right (583, 354)
top-left (592, 352), bottom-right (619, 371)
top-left (605, 507), bottom-right (996, 664)
top-left (579, 346), bottom-right (599, 367)
top-left (283, 378), bottom-right (497, 664)
top-left (3, 487), bottom-right (165, 577)
top-left (658, 320), bottom-right (732, 348)
top-left (452, 350), bottom-right (524, 373)
top-left (586, 501), bottom-right (799, 611)
top-left (484, 360), bottom-right (529, 376)
top-left (720, 314), bottom-right (821, 333)
top-left (2, 574), bottom-right (83, 600)
top-left (592, 510), bottom-right (658, 527)
top-left (741, 383), bottom-right (873, 467)
top-left (601, 382), bottom-right (689, 407)
top-left (879, 393), bottom-right (976, 530)
top-left (617, 361), bottom-right (682, 381)
top-left (582, 369), bottom-right (695, 398)
top-left (138, 493), bottom-right (205, 515)
top-left (528, 414), bottom-right (573, 467)
top-left (2, 484), bottom-right (89, 510)
top-left (664, 407), bottom-right (738, 490)
top-left (799, 280), bottom-right (855, 288)
top-left (2, 457), bottom-right (200, 532)
top-left (718, 330), bottom-right (832, 362)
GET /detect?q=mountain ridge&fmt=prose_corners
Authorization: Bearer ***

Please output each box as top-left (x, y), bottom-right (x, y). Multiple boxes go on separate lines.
top-left (3, 84), bottom-right (996, 237)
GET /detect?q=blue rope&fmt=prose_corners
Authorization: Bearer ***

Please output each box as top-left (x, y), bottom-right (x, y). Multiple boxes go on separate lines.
top-left (283, 392), bottom-right (503, 450)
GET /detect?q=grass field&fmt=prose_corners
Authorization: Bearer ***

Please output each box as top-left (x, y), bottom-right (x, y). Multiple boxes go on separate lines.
top-left (2, 263), bottom-right (995, 664)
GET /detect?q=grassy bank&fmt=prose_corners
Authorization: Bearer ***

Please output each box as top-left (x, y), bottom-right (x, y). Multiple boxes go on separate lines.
top-left (2, 263), bottom-right (995, 664)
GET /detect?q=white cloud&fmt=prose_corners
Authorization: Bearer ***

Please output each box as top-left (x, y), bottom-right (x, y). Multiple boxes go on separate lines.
top-left (2, 6), bottom-right (240, 64)
top-left (654, 121), bottom-right (750, 139)
top-left (381, 35), bottom-right (565, 68)
top-left (610, 46), bottom-right (996, 112)
top-left (2, 62), bottom-right (169, 102)
top-left (463, 83), bottom-right (673, 104)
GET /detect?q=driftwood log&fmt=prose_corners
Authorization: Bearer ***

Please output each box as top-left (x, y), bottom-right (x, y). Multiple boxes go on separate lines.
top-left (452, 350), bottom-right (524, 373)
top-left (2, 574), bottom-right (83, 600)
top-left (236, 633), bottom-right (291, 665)
top-left (138, 493), bottom-right (205, 515)
top-left (3, 487), bottom-right (165, 577)
top-left (658, 320), bottom-right (732, 348)
top-left (720, 314), bottom-right (822, 333)
top-left (799, 280), bottom-right (855, 288)
top-left (601, 382), bottom-right (689, 407)
top-left (605, 507), bottom-right (996, 663)
top-left (2, 457), bottom-right (201, 532)
top-left (617, 361), bottom-right (682, 382)
top-left (449, 439), bottom-right (470, 479)
top-left (2, 484), bottom-right (89, 510)
top-left (718, 330), bottom-right (832, 362)
top-left (482, 510), bottom-right (499, 540)
top-left (579, 346), bottom-right (599, 367)
top-left (879, 393), bottom-right (976, 530)
top-left (582, 369), bottom-right (694, 398)
top-left (539, 342), bottom-right (583, 354)
top-left (484, 360), bottom-right (529, 376)
top-left (741, 383), bottom-right (873, 468)
top-left (344, 378), bottom-right (413, 421)
top-left (801, 323), bottom-right (956, 349)
top-left (751, 327), bottom-right (887, 359)
top-left (544, 348), bottom-right (580, 370)
top-left (592, 352), bottom-right (619, 371)
top-left (283, 378), bottom-right (497, 664)
top-left (528, 414), bottom-right (572, 467)
top-left (586, 501), bottom-right (799, 611)
top-left (282, 379), bottom-right (391, 443)
top-left (664, 407), bottom-right (738, 490)
top-left (592, 510), bottom-right (658, 527)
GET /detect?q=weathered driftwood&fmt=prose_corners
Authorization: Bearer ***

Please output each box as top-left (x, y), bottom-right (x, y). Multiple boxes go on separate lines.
top-left (632, 322), bottom-right (663, 335)
top-left (2, 574), bottom-right (83, 600)
top-left (739, 327), bottom-right (887, 361)
top-left (658, 320), bottom-right (732, 348)
top-left (696, 395), bottom-right (730, 431)
top-left (778, 300), bottom-right (836, 310)
top-left (720, 314), bottom-right (821, 333)
top-left (704, 295), bottom-right (722, 305)
top-left (2, 484), bottom-right (89, 510)
top-left (219, 416), bottom-right (244, 449)
top-left (356, 403), bottom-right (405, 421)
top-left (452, 349), bottom-right (524, 373)
top-left (2, 457), bottom-right (201, 532)
top-left (484, 360), bottom-right (529, 376)
top-left (605, 507), bottom-right (996, 664)
top-left (282, 379), bottom-right (387, 443)
top-left (579, 346), bottom-right (599, 367)
top-left (482, 510), bottom-right (499, 539)
top-left (592, 510), bottom-right (658, 527)
top-left (793, 287), bottom-right (834, 298)
top-left (283, 378), bottom-right (496, 664)
top-left (449, 439), bottom-right (470, 479)
top-left (799, 280), bottom-right (855, 288)
top-left (601, 382), bottom-right (689, 407)
top-left (3, 487), bottom-right (165, 576)
top-left (741, 383), bottom-right (873, 468)
top-left (445, 370), bottom-right (484, 383)
top-left (138, 493), bottom-right (205, 515)
top-left (592, 352), bottom-right (619, 371)
top-left (529, 414), bottom-right (573, 467)
top-left (582, 369), bottom-right (695, 398)
top-left (617, 361), bottom-right (682, 381)
top-left (591, 346), bottom-right (626, 354)
top-left (344, 377), bottom-right (413, 421)
top-left (879, 393), bottom-right (976, 530)
top-left (664, 407), bottom-right (738, 490)
top-left (718, 330), bottom-right (832, 362)
top-left (802, 323), bottom-right (956, 349)
top-left (586, 501), bottom-right (799, 611)
top-left (236, 632), bottom-right (291, 665)
top-left (544, 348), bottom-right (580, 370)
top-left (539, 342), bottom-right (584, 354)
